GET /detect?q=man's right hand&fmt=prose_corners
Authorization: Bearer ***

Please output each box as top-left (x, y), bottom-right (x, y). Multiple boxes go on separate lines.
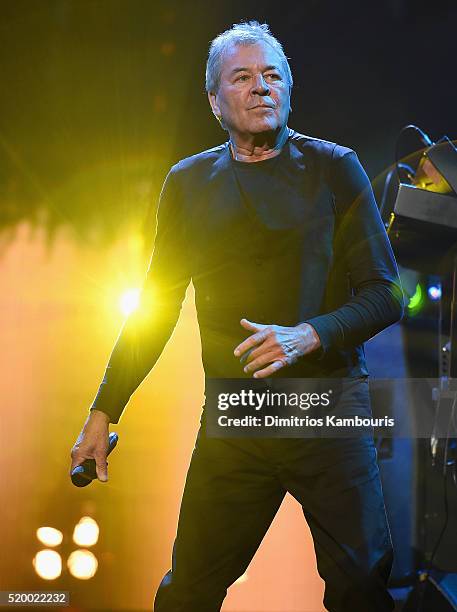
top-left (70, 410), bottom-right (111, 482)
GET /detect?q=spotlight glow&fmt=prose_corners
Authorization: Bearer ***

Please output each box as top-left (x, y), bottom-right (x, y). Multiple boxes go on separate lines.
top-left (407, 283), bottom-right (424, 314)
top-left (72, 516), bottom-right (99, 547)
top-left (119, 288), bottom-right (141, 316)
top-left (33, 550), bottom-right (62, 580)
top-left (428, 285), bottom-right (442, 301)
top-left (67, 549), bottom-right (98, 580)
top-left (36, 527), bottom-right (63, 547)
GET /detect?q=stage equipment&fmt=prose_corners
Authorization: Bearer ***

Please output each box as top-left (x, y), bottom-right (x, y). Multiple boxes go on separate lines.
top-left (381, 126), bottom-right (457, 604)
top-left (387, 133), bottom-right (457, 273)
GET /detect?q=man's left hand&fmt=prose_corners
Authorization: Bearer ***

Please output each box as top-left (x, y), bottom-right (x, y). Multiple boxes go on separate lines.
top-left (234, 319), bottom-right (321, 378)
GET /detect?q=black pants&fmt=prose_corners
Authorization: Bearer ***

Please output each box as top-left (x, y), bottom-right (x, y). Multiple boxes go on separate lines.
top-left (154, 381), bottom-right (394, 612)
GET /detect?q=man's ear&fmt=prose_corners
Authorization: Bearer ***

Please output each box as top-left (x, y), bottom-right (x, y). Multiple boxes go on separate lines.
top-left (207, 91), bottom-right (222, 123)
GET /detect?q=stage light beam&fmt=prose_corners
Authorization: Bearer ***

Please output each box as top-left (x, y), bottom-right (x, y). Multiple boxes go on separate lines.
top-left (119, 288), bottom-right (141, 316)
top-left (36, 527), bottom-right (63, 547)
top-left (67, 549), bottom-right (98, 579)
top-left (33, 550), bottom-right (62, 580)
top-left (72, 516), bottom-right (99, 547)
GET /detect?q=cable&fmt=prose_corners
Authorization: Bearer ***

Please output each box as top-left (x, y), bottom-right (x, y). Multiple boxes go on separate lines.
top-left (379, 163), bottom-right (415, 221)
top-left (394, 124), bottom-right (434, 184)
top-left (379, 168), bottom-right (396, 217)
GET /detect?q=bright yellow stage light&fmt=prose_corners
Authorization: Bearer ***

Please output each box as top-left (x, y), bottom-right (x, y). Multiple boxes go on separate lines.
top-left (36, 527), bottom-right (63, 547)
top-left (119, 288), bottom-right (141, 316)
top-left (72, 516), bottom-right (99, 547)
top-left (67, 549), bottom-right (98, 579)
top-left (33, 550), bottom-right (62, 580)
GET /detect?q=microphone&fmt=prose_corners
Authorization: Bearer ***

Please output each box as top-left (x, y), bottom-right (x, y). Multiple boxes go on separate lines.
top-left (71, 432), bottom-right (119, 487)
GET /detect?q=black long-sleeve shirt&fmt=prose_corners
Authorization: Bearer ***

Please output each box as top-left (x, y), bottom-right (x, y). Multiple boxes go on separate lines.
top-left (90, 129), bottom-right (404, 424)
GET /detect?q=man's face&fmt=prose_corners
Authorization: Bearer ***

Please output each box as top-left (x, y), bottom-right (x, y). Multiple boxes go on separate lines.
top-left (208, 41), bottom-right (291, 138)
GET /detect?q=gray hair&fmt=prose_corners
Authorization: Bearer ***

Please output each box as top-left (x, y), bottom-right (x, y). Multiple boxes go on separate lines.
top-left (205, 21), bottom-right (293, 93)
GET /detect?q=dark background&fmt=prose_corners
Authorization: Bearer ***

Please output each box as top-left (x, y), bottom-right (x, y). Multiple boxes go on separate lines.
top-left (1, 0), bottom-right (456, 252)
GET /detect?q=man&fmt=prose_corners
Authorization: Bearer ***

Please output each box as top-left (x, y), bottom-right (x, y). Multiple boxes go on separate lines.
top-left (71, 21), bottom-right (404, 611)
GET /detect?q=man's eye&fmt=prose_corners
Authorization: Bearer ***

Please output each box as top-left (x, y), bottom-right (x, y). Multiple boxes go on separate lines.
top-left (265, 73), bottom-right (281, 81)
top-left (236, 74), bottom-right (250, 82)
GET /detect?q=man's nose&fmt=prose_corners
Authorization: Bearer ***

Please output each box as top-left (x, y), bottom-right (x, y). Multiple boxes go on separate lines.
top-left (251, 74), bottom-right (270, 95)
